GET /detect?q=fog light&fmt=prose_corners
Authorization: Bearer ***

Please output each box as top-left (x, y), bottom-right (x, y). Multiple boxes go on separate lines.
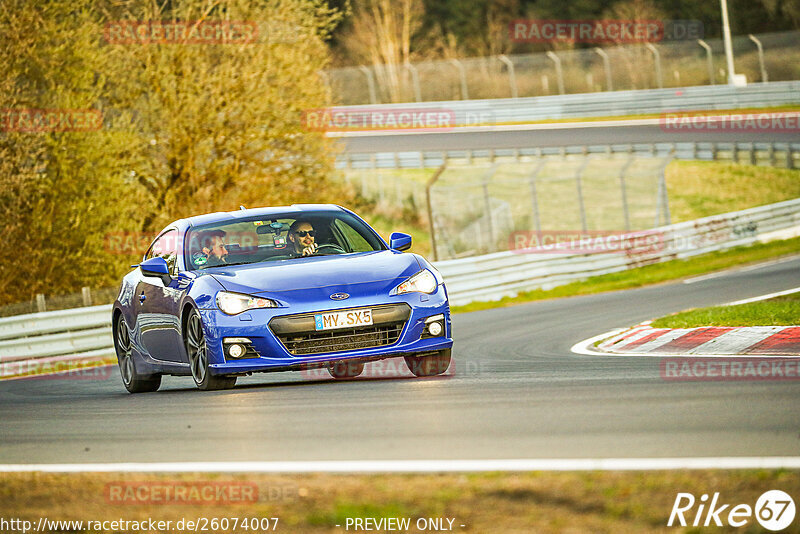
top-left (428, 321), bottom-right (443, 336)
top-left (228, 344), bottom-right (245, 358)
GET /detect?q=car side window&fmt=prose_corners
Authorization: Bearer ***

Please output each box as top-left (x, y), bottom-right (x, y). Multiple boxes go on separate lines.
top-left (145, 229), bottom-right (180, 275)
top-left (333, 218), bottom-right (373, 252)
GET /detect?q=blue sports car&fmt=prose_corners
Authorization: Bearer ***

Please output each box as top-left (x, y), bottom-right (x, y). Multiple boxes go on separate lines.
top-left (112, 204), bottom-right (453, 392)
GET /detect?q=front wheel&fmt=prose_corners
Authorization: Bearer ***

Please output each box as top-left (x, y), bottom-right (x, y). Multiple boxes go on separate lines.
top-left (405, 349), bottom-right (452, 377)
top-left (185, 309), bottom-right (237, 391)
top-left (114, 315), bottom-right (161, 393)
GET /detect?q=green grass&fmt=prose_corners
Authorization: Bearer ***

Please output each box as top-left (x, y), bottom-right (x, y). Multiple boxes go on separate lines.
top-left (4, 470), bottom-right (800, 533)
top-left (451, 237), bottom-right (800, 314)
top-left (666, 161), bottom-right (800, 223)
top-left (650, 293), bottom-right (800, 328)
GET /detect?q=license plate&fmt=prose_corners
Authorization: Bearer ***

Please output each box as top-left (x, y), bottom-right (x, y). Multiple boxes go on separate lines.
top-left (314, 309), bottom-right (373, 331)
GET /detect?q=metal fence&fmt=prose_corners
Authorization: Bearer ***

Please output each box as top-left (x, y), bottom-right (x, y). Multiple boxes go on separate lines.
top-left (324, 81), bottom-right (800, 126)
top-left (436, 197), bottom-right (800, 306)
top-left (342, 154), bottom-right (671, 261)
top-left (327, 31), bottom-right (800, 105)
top-left (337, 142), bottom-right (799, 260)
top-left (2, 199), bottom-right (797, 371)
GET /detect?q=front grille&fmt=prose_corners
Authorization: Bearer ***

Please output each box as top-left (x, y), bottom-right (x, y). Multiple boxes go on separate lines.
top-left (278, 323), bottom-right (404, 355)
top-left (269, 303), bottom-right (410, 356)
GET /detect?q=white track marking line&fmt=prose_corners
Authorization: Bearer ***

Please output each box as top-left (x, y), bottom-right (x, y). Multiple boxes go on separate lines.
top-left (599, 327), bottom-right (658, 350)
top-left (725, 286), bottom-right (800, 306)
top-left (596, 326), bottom-right (650, 349)
top-left (683, 255), bottom-right (800, 284)
top-left (571, 329), bottom-right (628, 356)
top-left (1, 458), bottom-right (800, 472)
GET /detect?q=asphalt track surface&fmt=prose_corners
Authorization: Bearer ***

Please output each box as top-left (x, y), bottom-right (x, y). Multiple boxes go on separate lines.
top-left (1, 256), bottom-right (799, 465)
top-left (339, 124), bottom-right (799, 153)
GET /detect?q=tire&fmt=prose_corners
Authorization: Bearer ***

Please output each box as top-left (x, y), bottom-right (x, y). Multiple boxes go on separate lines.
top-left (328, 360), bottom-right (365, 379)
top-left (185, 309), bottom-right (237, 391)
top-left (114, 315), bottom-right (161, 393)
top-left (404, 348), bottom-right (452, 377)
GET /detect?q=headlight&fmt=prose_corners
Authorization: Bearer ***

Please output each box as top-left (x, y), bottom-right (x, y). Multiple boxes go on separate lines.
top-left (391, 269), bottom-right (438, 295)
top-left (216, 291), bottom-right (278, 315)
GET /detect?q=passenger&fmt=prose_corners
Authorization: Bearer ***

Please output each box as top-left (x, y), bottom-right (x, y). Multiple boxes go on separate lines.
top-left (197, 229), bottom-right (229, 267)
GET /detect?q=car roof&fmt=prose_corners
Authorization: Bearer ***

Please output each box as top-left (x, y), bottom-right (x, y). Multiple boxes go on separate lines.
top-left (182, 204), bottom-right (346, 228)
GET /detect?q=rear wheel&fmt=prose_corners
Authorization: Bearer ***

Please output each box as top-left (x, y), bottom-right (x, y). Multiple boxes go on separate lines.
top-left (185, 309), bottom-right (237, 391)
top-left (114, 315), bottom-right (161, 393)
top-left (327, 360), bottom-right (365, 378)
top-left (405, 349), bottom-right (451, 377)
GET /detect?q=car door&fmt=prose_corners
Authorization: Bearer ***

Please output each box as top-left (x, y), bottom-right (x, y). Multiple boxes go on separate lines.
top-left (135, 228), bottom-right (186, 363)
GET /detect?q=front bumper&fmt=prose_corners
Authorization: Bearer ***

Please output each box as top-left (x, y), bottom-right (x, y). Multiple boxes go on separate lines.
top-left (200, 285), bottom-right (452, 375)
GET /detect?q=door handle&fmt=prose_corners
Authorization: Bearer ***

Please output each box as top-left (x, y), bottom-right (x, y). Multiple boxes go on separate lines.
top-left (139, 293), bottom-right (146, 304)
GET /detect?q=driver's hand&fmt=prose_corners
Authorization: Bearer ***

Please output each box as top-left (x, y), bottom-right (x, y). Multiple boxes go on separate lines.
top-left (302, 243), bottom-right (318, 256)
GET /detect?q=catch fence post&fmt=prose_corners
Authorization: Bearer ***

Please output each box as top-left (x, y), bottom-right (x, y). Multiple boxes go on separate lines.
top-left (498, 55), bottom-right (519, 98)
top-left (82, 287), bottom-right (92, 307)
top-left (426, 162), bottom-right (448, 261)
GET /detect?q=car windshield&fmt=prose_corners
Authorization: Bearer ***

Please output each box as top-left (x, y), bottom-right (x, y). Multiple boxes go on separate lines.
top-left (184, 210), bottom-right (386, 270)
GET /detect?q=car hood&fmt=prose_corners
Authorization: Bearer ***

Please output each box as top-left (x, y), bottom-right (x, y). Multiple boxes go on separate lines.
top-left (207, 251), bottom-right (421, 295)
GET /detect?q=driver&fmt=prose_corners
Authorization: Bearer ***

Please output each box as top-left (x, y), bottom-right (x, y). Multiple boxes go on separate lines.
top-left (288, 220), bottom-right (318, 257)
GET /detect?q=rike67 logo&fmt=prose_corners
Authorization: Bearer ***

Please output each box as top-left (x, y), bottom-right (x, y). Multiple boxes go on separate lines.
top-left (668, 490), bottom-right (796, 530)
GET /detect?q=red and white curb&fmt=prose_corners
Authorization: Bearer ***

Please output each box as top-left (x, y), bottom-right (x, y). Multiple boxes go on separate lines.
top-left (572, 324), bottom-right (800, 358)
top-left (599, 325), bottom-right (800, 356)
top-left (573, 287), bottom-right (800, 358)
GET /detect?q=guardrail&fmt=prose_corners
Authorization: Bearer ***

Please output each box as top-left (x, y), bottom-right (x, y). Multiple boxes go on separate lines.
top-left (338, 142), bottom-right (800, 170)
top-left (325, 81), bottom-right (800, 127)
top-left (0, 305), bottom-right (113, 376)
top-left (437, 198), bottom-right (800, 305)
top-left (0, 199), bottom-right (798, 369)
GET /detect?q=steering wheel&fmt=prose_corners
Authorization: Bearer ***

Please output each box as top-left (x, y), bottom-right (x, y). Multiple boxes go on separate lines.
top-left (315, 243), bottom-right (347, 255)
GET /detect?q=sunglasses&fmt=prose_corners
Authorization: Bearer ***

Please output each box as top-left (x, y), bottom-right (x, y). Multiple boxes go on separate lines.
top-left (295, 230), bottom-right (315, 237)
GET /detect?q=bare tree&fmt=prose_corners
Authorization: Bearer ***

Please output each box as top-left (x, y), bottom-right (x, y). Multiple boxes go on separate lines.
top-left (341, 0), bottom-right (425, 102)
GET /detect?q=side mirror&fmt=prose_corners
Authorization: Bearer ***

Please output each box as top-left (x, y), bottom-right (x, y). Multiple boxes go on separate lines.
top-left (389, 232), bottom-right (412, 252)
top-left (140, 257), bottom-right (172, 285)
